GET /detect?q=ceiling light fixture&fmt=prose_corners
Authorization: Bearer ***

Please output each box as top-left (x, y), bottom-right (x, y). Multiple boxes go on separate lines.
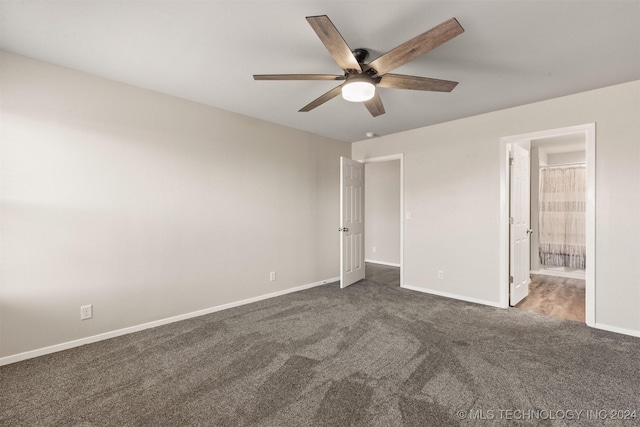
top-left (341, 74), bottom-right (375, 102)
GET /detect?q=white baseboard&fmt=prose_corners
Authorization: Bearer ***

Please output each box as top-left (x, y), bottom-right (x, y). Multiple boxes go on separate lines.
top-left (365, 259), bottom-right (401, 268)
top-left (593, 322), bottom-right (640, 338)
top-left (400, 284), bottom-right (502, 308)
top-left (530, 269), bottom-right (586, 280)
top-left (0, 276), bottom-right (339, 367)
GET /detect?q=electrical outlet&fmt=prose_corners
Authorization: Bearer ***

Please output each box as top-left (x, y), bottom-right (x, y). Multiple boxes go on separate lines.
top-left (372, 246), bottom-right (376, 253)
top-left (270, 271), bottom-right (276, 281)
top-left (80, 304), bottom-right (93, 320)
top-left (438, 270), bottom-right (444, 280)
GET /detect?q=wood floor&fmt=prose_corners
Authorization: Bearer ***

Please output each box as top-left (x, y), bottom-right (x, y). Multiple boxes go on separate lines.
top-left (365, 262), bottom-right (400, 286)
top-left (515, 274), bottom-right (586, 322)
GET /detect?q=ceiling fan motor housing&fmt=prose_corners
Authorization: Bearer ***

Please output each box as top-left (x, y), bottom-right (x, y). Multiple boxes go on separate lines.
top-left (352, 48), bottom-right (370, 64)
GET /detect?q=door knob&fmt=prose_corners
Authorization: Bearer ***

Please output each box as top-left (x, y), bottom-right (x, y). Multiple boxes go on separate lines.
top-left (526, 229), bottom-right (533, 234)
top-left (344, 228), bottom-right (349, 232)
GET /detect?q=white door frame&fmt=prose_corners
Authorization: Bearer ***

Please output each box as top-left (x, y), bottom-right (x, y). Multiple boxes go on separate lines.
top-left (360, 153), bottom-right (404, 287)
top-left (499, 123), bottom-right (595, 326)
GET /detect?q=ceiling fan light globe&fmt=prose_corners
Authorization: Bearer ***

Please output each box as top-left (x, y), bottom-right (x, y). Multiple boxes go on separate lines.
top-left (342, 81), bottom-right (375, 102)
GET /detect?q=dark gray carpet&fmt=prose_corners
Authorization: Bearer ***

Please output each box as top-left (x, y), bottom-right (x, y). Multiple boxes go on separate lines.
top-left (2, 279), bottom-right (639, 426)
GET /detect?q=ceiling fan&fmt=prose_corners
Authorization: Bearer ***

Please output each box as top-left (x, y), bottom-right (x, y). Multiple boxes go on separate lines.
top-left (254, 15), bottom-right (464, 117)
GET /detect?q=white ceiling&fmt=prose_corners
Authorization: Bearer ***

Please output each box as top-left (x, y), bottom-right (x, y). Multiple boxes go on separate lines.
top-left (1, 1), bottom-right (639, 142)
top-left (533, 133), bottom-right (586, 154)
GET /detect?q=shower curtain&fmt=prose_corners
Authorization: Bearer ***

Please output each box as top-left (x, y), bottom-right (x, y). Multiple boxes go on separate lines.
top-left (538, 165), bottom-right (586, 269)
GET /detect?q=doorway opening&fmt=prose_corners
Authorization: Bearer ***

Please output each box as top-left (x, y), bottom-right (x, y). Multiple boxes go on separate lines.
top-left (500, 124), bottom-right (595, 326)
top-left (363, 156), bottom-right (402, 287)
top-left (532, 136), bottom-right (587, 280)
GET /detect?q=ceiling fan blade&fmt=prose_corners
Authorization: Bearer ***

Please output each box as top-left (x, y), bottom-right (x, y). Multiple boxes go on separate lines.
top-left (299, 84), bottom-right (344, 112)
top-left (253, 74), bottom-right (346, 81)
top-left (306, 15), bottom-right (362, 73)
top-left (378, 74), bottom-right (458, 92)
top-left (363, 92), bottom-right (385, 117)
top-left (368, 18), bottom-right (464, 76)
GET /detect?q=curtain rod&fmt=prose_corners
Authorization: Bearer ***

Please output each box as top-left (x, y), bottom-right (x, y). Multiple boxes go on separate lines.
top-left (540, 162), bottom-right (586, 169)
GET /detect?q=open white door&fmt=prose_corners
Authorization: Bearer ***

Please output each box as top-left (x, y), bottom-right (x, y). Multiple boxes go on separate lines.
top-left (340, 157), bottom-right (365, 288)
top-left (510, 144), bottom-right (532, 305)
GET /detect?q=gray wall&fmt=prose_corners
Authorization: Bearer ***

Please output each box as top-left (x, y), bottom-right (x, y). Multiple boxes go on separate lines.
top-left (353, 80), bottom-right (640, 335)
top-left (0, 52), bottom-right (350, 359)
top-left (364, 160), bottom-right (401, 265)
top-left (547, 151), bottom-right (586, 165)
